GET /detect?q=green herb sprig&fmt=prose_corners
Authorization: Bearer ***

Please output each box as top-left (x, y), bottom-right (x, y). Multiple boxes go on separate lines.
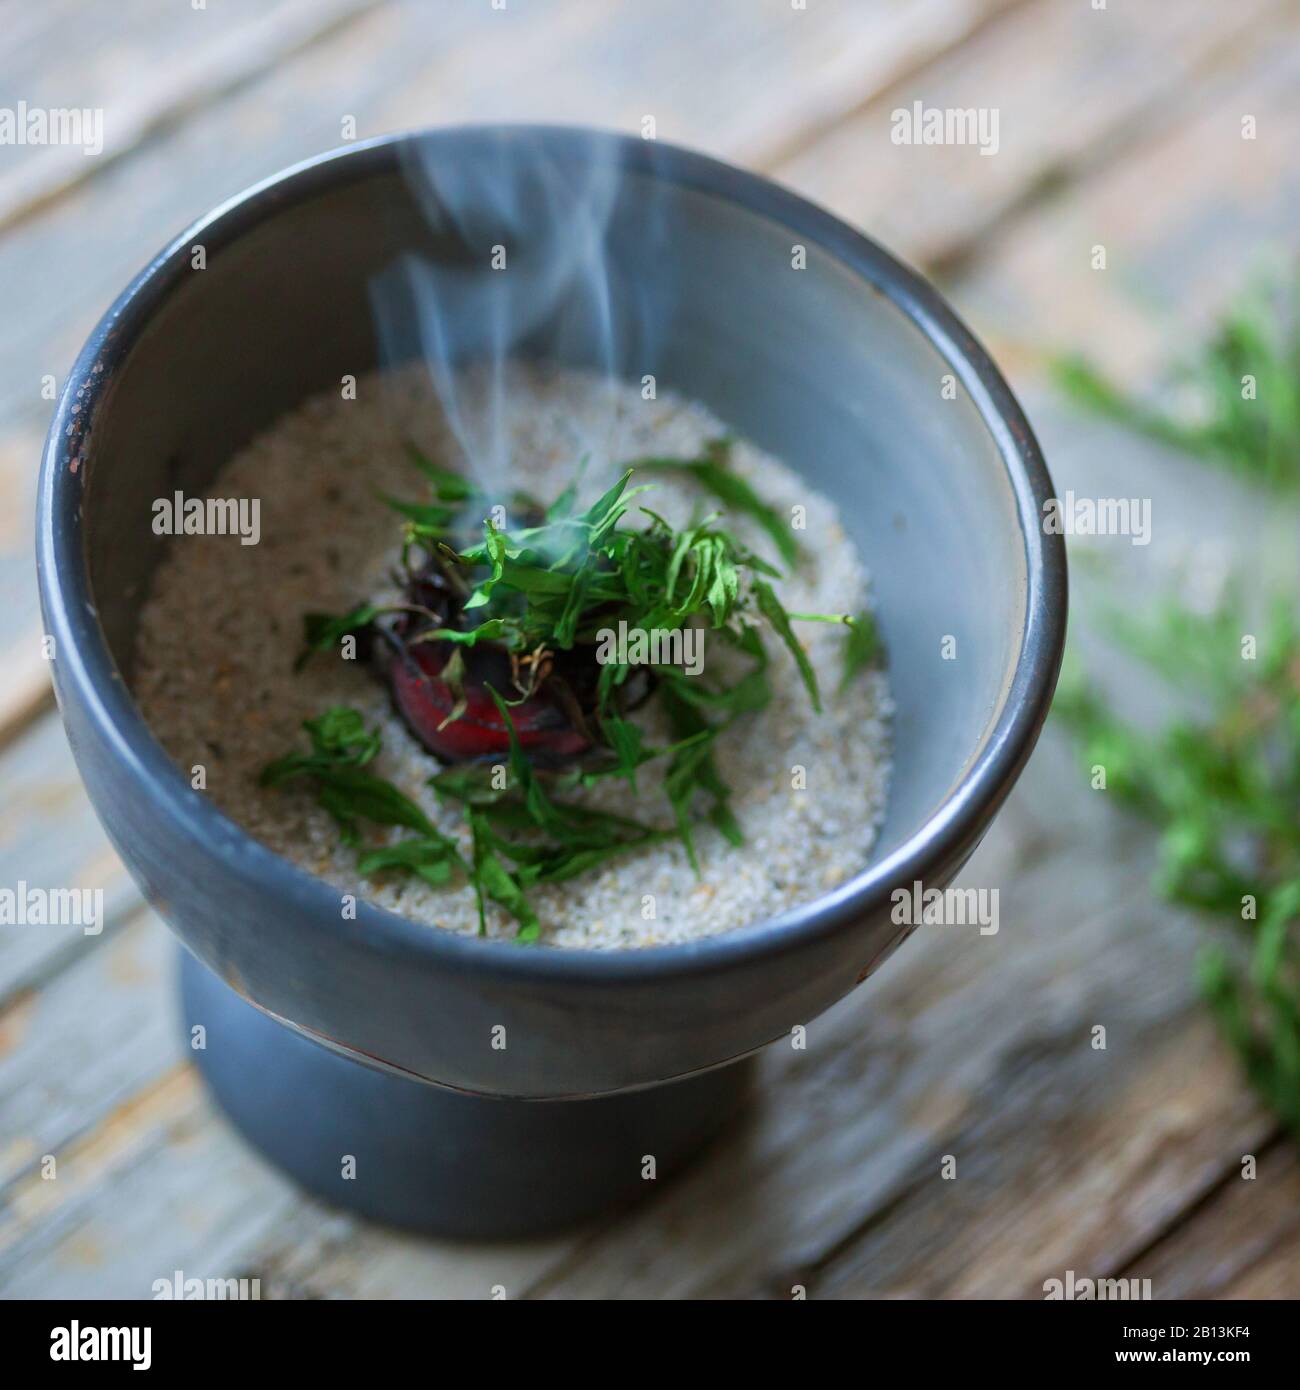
top-left (1053, 261), bottom-right (1300, 493)
top-left (264, 439), bottom-right (882, 941)
top-left (260, 708), bottom-right (465, 880)
top-left (261, 701), bottom-right (702, 942)
top-left (1055, 593), bottom-right (1300, 1135)
top-left (1054, 256), bottom-right (1300, 1133)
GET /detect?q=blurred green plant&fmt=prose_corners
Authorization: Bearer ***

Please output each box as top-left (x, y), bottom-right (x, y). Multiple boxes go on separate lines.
top-left (1055, 596), bottom-right (1300, 1133)
top-left (1055, 262), bottom-right (1300, 1136)
top-left (1053, 261), bottom-right (1300, 493)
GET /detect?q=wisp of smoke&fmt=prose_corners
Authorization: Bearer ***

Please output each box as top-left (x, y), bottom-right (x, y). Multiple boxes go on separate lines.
top-left (370, 128), bottom-right (663, 499)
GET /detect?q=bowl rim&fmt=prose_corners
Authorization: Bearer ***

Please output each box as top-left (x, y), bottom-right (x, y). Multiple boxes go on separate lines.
top-left (37, 124), bottom-right (1067, 983)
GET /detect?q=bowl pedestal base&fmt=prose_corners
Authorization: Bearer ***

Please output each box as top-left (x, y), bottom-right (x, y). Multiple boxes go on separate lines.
top-left (180, 950), bottom-right (753, 1240)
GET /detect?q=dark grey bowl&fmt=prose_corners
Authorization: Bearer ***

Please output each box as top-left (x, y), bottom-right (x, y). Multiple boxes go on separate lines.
top-left (37, 127), bottom-right (1065, 1235)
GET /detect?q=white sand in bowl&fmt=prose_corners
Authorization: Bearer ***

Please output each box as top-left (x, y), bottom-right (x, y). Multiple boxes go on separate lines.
top-left (132, 364), bottom-right (892, 948)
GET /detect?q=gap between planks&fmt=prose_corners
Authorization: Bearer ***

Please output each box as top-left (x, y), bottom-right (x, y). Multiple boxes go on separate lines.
top-left (0, 0), bottom-right (385, 236)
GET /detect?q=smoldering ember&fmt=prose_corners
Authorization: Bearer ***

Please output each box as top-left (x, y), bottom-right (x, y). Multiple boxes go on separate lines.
top-left (150, 491), bottom-right (261, 545)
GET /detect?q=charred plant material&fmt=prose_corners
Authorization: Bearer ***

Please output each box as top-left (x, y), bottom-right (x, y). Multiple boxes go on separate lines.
top-left (379, 544), bottom-right (651, 766)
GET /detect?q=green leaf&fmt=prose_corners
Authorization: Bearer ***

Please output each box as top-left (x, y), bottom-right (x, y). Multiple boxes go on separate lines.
top-left (377, 493), bottom-right (457, 530)
top-left (1052, 262), bottom-right (1300, 494)
top-left (663, 731), bottom-right (719, 874)
top-left (1058, 578), bottom-right (1300, 1142)
top-left (462, 520), bottom-right (508, 610)
top-left (469, 810), bottom-right (540, 942)
top-left (260, 711), bottom-right (436, 848)
top-left (259, 708), bottom-right (382, 787)
top-left (753, 578), bottom-right (822, 713)
top-left (297, 604), bottom-right (378, 671)
top-left (429, 763), bottom-right (508, 805)
top-left (357, 836), bottom-right (458, 886)
top-left (305, 707), bottom-right (382, 762)
top-left (600, 714), bottom-right (645, 789)
top-left (709, 799), bottom-right (745, 847)
top-left (496, 561), bottom-right (574, 596)
top-left (840, 611), bottom-right (883, 691)
top-left (312, 766), bottom-right (436, 838)
top-left (407, 618), bottom-right (509, 648)
top-left (403, 441), bottom-right (474, 501)
top-left (526, 830), bottom-right (677, 884)
top-left (436, 647), bottom-right (468, 731)
top-left (636, 439), bottom-right (799, 566)
top-left (580, 467), bottom-right (635, 531)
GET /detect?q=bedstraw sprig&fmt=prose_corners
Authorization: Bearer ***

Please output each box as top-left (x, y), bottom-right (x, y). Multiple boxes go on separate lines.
top-left (267, 441), bottom-right (884, 940)
top-left (1053, 259), bottom-right (1300, 493)
top-left (1054, 591), bottom-right (1300, 1136)
top-left (1054, 255), bottom-right (1300, 1135)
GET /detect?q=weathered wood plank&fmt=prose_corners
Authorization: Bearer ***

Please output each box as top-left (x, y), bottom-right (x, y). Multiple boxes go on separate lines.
top-left (0, 903), bottom-right (307, 1298)
top-left (0, 912), bottom-right (173, 1196)
top-left (0, 0), bottom-right (1021, 740)
top-left (808, 1008), bottom-right (1274, 1298)
top-left (0, 0), bottom-right (382, 233)
top-left (0, 712), bottom-right (137, 1004)
top-left (777, 0), bottom-right (1288, 274)
top-left (5, 2), bottom-right (1297, 1300)
top-left (1121, 1140), bottom-right (1300, 1300)
top-left (0, 424), bottom-right (53, 743)
top-left (246, 1208), bottom-right (583, 1302)
top-left (951, 22), bottom-right (1300, 378)
top-left (0, 910), bottom-right (584, 1298)
top-left (372, 0), bottom-right (1028, 171)
top-left (522, 737), bottom-right (1241, 1297)
top-left (0, 1061), bottom-right (304, 1300)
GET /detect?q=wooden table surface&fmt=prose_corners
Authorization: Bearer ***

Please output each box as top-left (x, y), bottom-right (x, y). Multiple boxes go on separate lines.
top-left (3, 0), bottom-right (1299, 1299)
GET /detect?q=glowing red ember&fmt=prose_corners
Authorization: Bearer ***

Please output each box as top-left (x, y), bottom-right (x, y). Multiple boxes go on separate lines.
top-left (387, 639), bottom-right (593, 763)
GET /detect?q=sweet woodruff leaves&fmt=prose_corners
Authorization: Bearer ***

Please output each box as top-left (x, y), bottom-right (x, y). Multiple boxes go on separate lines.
top-left (261, 441), bottom-right (883, 940)
top-left (1053, 259), bottom-right (1300, 495)
top-left (1055, 257), bottom-right (1300, 1139)
top-left (1056, 593), bottom-right (1300, 1137)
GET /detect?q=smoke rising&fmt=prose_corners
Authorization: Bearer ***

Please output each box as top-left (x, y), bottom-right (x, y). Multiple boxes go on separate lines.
top-left (370, 128), bottom-right (663, 499)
